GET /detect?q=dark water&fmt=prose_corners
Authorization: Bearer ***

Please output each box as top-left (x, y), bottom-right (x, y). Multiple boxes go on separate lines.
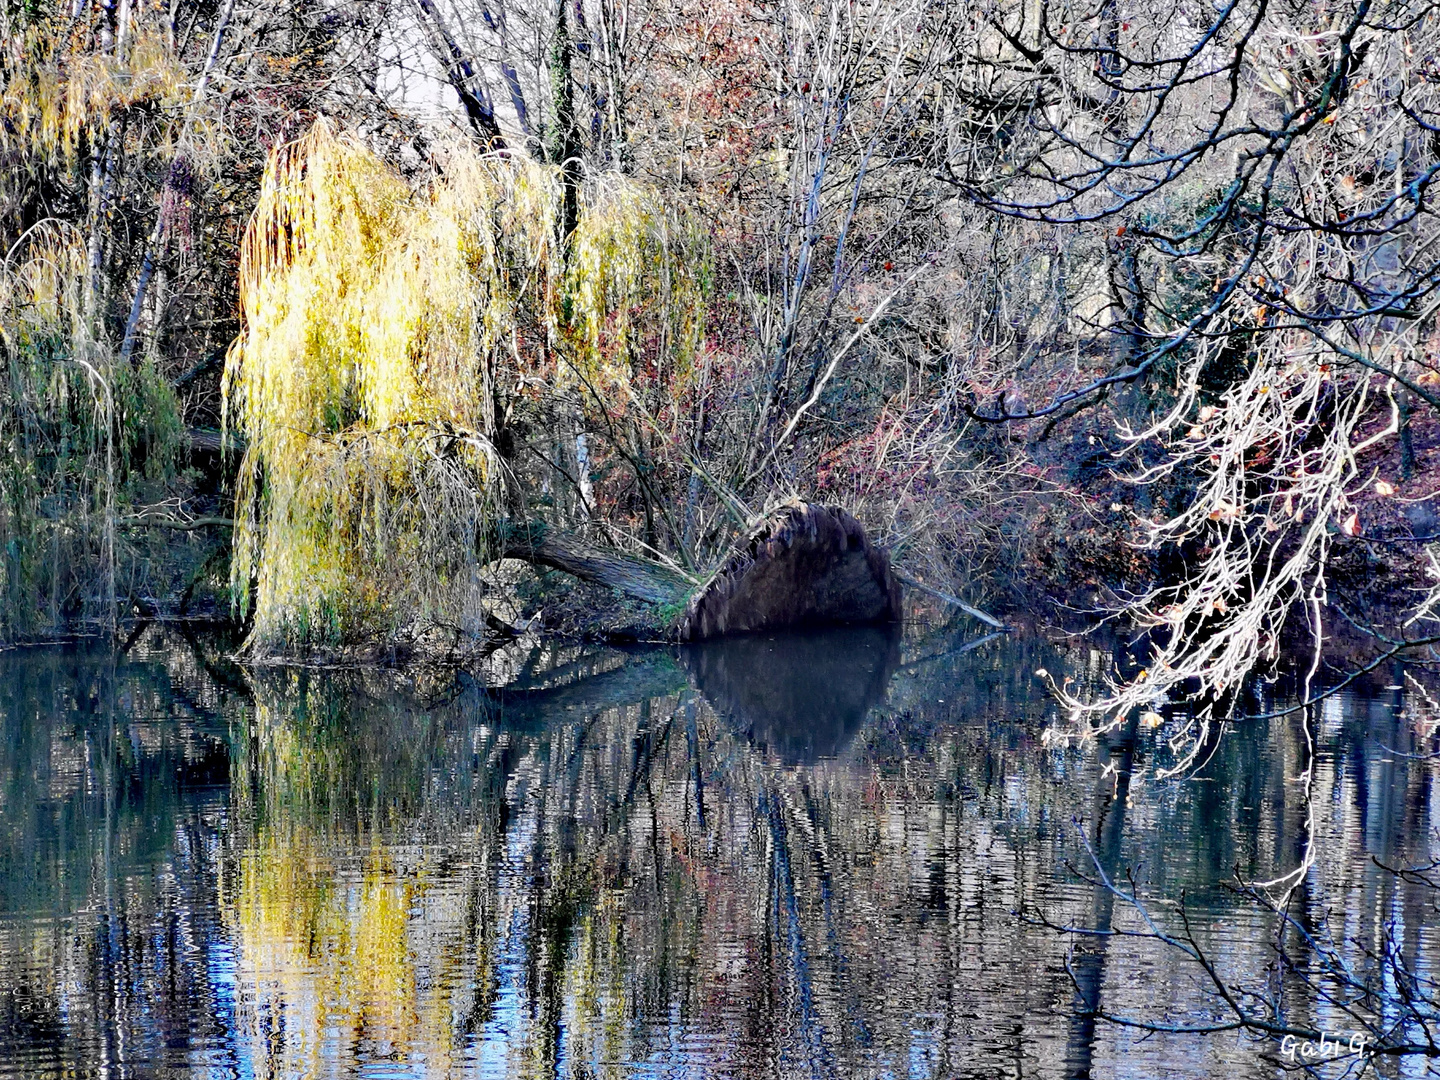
top-left (1, 624), bottom-right (1437, 1078)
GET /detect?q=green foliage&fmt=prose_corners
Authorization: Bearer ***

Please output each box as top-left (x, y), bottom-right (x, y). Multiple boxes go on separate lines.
top-left (0, 221), bottom-right (185, 639)
top-left (0, 3), bottom-right (229, 642)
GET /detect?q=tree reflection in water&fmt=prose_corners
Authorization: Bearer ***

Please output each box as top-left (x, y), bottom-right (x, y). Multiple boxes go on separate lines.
top-left (0, 627), bottom-right (1437, 1078)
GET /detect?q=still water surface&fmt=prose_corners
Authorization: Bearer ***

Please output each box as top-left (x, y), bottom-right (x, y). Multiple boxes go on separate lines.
top-left (0, 624), bottom-right (1436, 1078)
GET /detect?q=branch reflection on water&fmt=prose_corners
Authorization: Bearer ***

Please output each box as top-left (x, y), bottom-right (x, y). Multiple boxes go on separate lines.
top-left (0, 627), bottom-right (1437, 1077)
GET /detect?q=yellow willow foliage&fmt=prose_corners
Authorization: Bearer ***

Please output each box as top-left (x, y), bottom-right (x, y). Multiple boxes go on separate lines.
top-left (0, 221), bottom-right (91, 360)
top-left (1, 18), bottom-right (187, 167)
top-left (225, 122), bottom-right (708, 650)
top-left (1, 216), bottom-right (185, 639)
top-left (225, 829), bottom-right (444, 1075)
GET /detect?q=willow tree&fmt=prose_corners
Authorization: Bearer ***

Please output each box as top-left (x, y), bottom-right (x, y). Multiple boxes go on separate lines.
top-left (224, 122), bottom-right (707, 651)
top-left (0, 5), bottom-right (197, 639)
top-left (2, 225), bottom-right (104, 635)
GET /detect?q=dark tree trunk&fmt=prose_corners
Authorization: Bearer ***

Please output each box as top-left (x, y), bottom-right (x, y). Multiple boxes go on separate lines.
top-left (678, 502), bottom-right (902, 640)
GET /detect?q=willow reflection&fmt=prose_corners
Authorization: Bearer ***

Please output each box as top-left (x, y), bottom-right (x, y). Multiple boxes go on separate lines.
top-left (223, 628), bottom-right (1035, 1078)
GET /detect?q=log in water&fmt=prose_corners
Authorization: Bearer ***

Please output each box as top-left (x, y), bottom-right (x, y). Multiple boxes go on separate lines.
top-left (504, 500), bottom-right (904, 640)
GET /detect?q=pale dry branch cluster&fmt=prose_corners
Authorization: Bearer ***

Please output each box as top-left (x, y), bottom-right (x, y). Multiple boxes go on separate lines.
top-left (1052, 341), bottom-right (1406, 765)
top-left (943, 0), bottom-right (1440, 757)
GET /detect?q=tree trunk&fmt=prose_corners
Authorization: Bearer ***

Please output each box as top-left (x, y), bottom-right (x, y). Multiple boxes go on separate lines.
top-left (501, 528), bottom-right (689, 607)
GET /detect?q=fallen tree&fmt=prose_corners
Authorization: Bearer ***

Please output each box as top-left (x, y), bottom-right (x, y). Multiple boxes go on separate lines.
top-left (675, 500), bottom-right (901, 640)
top-left (501, 500), bottom-right (903, 641)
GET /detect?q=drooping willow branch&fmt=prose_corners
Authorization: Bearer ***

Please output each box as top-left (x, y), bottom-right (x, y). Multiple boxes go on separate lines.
top-left (223, 122), bottom-right (708, 650)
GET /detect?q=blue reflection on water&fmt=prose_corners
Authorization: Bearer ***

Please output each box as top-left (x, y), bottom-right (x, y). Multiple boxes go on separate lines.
top-left (0, 625), bottom-right (1435, 1078)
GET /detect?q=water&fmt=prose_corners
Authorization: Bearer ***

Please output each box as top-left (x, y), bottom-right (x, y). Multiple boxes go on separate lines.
top-left (1, 624), bottom-right (1437, 1078)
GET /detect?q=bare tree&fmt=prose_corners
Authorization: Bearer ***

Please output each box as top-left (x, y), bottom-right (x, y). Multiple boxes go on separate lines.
top-left (935, 0), bottom-right (1440, 762)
